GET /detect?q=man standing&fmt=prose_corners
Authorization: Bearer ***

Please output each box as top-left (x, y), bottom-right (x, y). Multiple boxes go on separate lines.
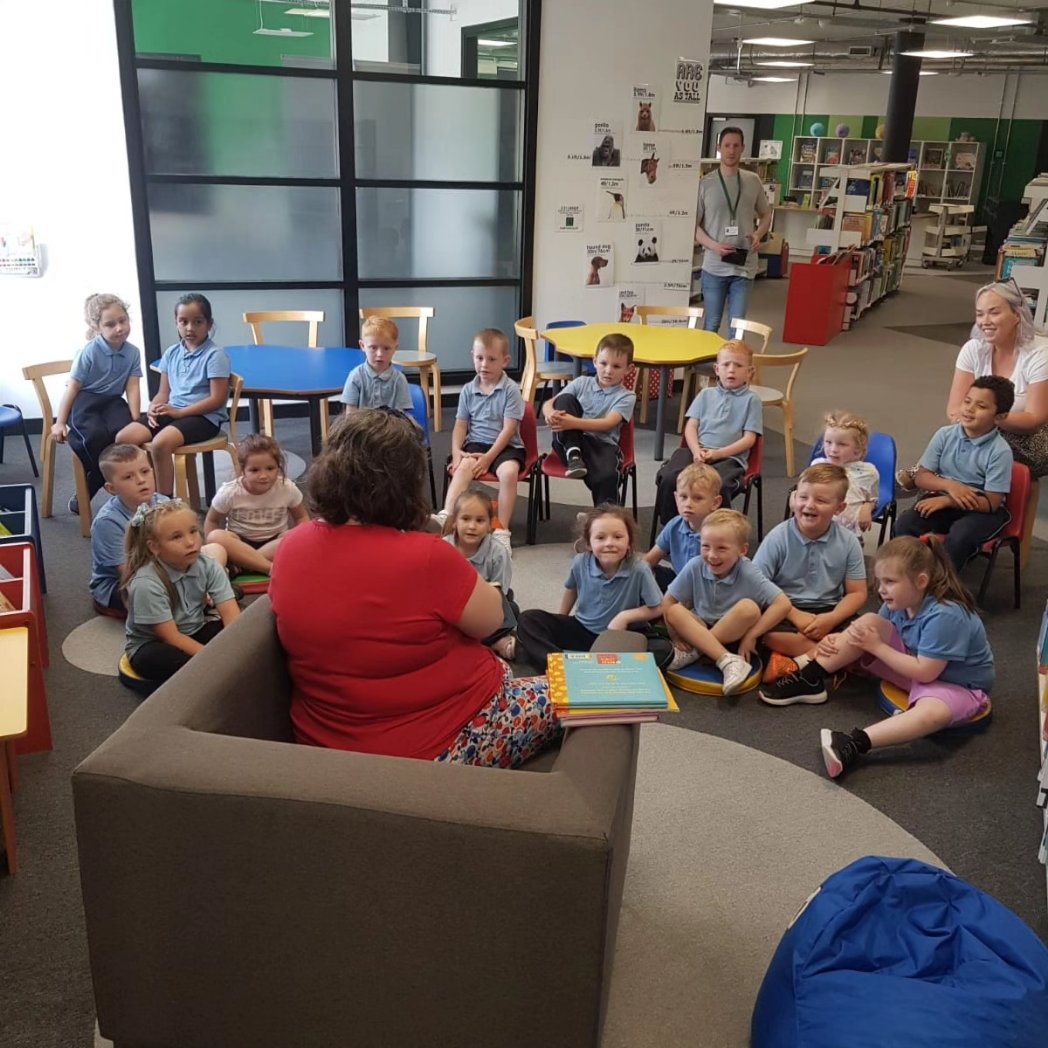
top-left (694, 126), bottom-right (773, 333)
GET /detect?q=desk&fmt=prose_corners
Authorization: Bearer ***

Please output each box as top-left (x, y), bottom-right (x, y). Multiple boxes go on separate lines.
top-left (225, 346), bottom-right (364, 457)
top-left (0, 626), bottom-right (29, 874)
top-left (540, 323), bottom-right (724, 460)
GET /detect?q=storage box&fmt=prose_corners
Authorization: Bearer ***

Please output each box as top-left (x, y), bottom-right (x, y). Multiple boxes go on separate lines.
top-left (0, 484), bottom-right (45, 593)
top-left (759, 234), bottom-right (789, 278)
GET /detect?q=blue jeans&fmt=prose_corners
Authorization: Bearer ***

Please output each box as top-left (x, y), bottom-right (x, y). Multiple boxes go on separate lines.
top-left (701, 271), bottom-right (753, 334)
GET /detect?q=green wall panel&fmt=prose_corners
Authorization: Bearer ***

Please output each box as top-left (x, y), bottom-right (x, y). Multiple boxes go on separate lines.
top-left (910, 116), bottom-right (951, 141)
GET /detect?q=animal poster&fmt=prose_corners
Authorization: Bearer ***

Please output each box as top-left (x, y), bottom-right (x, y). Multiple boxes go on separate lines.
top-left (557, 203), bottom-right (584, 232)
top-left (637, 138), bottom-right (668, 187)
top-left (616, 286), bottom-right (644, 322)
top-left (592, 122), bottom-right (622, 167)
top-left (632, 221), bottom-right (661, 265)
top-left (584, 243), bottom-right (614, 288)
top-left (632, 85), bottom-right (658, 133)
top-left (596, 176), bottom-right (627, 221)
top-left (671, 58), bottom-right (704, 105)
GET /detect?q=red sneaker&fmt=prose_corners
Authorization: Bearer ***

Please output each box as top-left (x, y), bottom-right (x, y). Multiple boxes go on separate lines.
top-left (763, 652), bottom-right (799, 683)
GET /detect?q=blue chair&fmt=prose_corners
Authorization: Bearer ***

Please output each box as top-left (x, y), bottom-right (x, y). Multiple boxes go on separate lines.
top-left (544, 319), bottom-right (593, 377)
top-left (405, 382), bottom-right (438, 509)
top-left (0, 404), bottom-right (38, 478)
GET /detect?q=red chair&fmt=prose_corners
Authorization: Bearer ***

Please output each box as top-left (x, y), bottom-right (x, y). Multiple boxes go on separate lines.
top-left (537, 417), bottom-right (638, 538)
top-left (973, 461), bottom-right (1031, 609)
top-left (443, 403), bottom-right (543, 544)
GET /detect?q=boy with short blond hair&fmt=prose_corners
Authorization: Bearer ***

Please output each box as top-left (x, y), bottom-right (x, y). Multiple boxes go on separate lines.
top-left (341, 316), bottom-right (413, 411)
top-left (644, 462), bottom-right (721, 589)
top-left (662, 508), bottom-right (791, 694)
top-left (654, 339), bottom-right (762, 527)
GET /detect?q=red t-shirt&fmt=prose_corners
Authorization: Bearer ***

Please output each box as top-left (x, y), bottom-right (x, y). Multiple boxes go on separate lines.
top-left (270, 522), bottom-right (503, 759)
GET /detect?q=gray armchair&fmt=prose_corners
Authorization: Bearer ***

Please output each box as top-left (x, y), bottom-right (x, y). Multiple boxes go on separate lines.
top-left (74, 598), bottom-right (640, 1048)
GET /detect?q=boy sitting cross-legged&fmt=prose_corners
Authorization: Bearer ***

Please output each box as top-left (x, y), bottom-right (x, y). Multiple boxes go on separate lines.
top-left (755, 463), bottom-right (868, 706)
top-left (662, 508), bottom-right (791, 695)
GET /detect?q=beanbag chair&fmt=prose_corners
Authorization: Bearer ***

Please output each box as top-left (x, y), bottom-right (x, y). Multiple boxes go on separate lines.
top-left (752, 856), bottom-right (1048, 1048)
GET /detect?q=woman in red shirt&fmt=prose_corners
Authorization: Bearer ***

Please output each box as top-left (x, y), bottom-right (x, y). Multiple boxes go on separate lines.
top-left (270, 408), bottom-right (560, 767)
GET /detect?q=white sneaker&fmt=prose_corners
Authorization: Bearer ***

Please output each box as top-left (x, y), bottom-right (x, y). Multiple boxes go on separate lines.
top-left (668, 647), bottom-right (700, 672)
top-left (493, 528), bottom-right (512, 554)
top-left (718, 653), bottom-right (753, 696)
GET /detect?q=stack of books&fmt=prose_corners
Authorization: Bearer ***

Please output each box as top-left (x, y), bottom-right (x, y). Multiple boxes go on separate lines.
top-left (547, 651), bottom-right (678, 726)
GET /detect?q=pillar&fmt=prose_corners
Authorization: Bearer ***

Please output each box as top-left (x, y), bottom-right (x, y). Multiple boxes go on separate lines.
top-left (883, 30), bottom-right (924, 163)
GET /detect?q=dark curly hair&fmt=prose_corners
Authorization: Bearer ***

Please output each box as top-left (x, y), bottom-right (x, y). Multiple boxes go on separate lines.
top-left (307, 408), bottom-right (428, 530)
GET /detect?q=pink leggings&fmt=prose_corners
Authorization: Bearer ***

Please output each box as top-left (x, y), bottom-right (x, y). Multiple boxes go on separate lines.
top-left (860, 626), bottom-right (989, 726)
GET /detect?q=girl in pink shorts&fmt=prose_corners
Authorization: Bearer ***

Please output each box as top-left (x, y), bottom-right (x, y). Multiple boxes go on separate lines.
top-left (795, 536), bottom-right (992, 778)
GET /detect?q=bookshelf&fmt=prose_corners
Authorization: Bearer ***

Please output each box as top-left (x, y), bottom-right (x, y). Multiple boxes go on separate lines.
top-left (913, 140), bottom-right (984, 216)
top-left (921, 203), bottom-right (980, 269)
top-left (789, 136), bottom-right (878, 209)
top-left (698, 156), bottom-right (780, 206)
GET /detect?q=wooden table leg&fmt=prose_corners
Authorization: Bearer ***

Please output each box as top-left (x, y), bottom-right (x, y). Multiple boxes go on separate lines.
top-left (430, 364), bottom-right (443, 433)
top-left (0, 743), bottom-right (17, 874)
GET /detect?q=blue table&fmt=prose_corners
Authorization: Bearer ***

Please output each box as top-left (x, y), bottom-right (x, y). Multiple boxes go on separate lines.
top-left (225, 345), bottom-right (364, 457)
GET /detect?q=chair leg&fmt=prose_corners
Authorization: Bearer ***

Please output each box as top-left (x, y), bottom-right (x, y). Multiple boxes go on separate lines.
top-left (977, 543), bottom-right (1000, 606)
top-left (638, 368), bottom-right (650, 426)
top-left (630, 466), bottom-right (638, 520)
top-left (430, 364), bottom-right (443, 433)
top-left (318, 401), bottom-right (330, 445)
top-left (13, 413), bottom-right (38, 477)
top-left (1020, 479), bottom-right (1039, 569)
top-left (41, 435), bottom-right (56, 518)
top-left (427, 451), bottom-right (437, 509)
top-left (73, 458), bottom-right (92, 539)
top-left (543, 474), bottom-right (551, 521)
top-left (783, 403), bottom-right (796, 478)
top-left (677, 370), bottom-right (692, 435)
top-left (259, 399), bottom-right (275, 437)
top-left (756, 477), bottom-right (764, 541)
top-left (173, 455), bottom-right (194, 508)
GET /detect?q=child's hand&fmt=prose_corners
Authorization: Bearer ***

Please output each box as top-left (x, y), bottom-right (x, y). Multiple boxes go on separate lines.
top-left (50, 421), bottom-right (68, 443)
top-left (606, 612), bottom-right (632, 631)
top-left (844, 619), bottom-right (881, 654)
top-left (737, 633), bottom-right (757, 661)
top-left (916, 494), bottom-right (953, 517)
top-left (816, 633), bottom-right (840, 661)
top-left (548, 410), bottom-right (573, 432)
top-left (692, 447), bottom-right (709, 463)
top-left (151, 402), bottom-right (182, 420)
top-left (801, 613), bottom-right (833, 641)
top-left (943, 480), bottom-right (981, 510)
top-left (858, 504), bottom-right (873, 531)
top-left (474, 454), bottom-right (496, 478)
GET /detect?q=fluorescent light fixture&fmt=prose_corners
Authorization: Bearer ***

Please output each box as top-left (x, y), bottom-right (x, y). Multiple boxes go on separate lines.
top-left (254, 26), bottom-right (314, 36)
top-left (284, 5), bottom-right (330, 15)
top-left (930, 14), bottom-right (1032, 28)
top-left (753, 75), bottom-right (798, 82)
top-left (744, 36), bottom-right (815, 45)
top-left (477, 38), bottom-right (516, 47)
top-left (900, 49), bottom-right (974, 58)
top-left (882, 69), bottom-right (939, 75)
top-left (715, 0), bottom-right (805, 10)
top-left (756, 59), bottom-right (812, 67)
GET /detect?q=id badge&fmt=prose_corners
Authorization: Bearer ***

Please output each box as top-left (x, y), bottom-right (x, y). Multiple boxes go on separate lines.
top-left (724, 224), bottom-right (739, 237)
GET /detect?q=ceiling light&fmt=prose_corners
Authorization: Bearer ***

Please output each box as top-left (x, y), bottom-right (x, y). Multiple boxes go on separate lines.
top-left (254, 26), bottom-right (314, 36)
top-left (930, 14), bottom-right (1032, 28)
top-left (900, 49), bottom-right (974, 58)
top-left (284, 5), bottom-right (330, 15)
top-left (756, 59), bottom-right (812, 67)
top-left (882, 69), bottom-right (939, 75)
top-left (752, 75), bottom-right (798, 82)
top-left (744, 36), bottom-right (815, 45)
top-left (477, 38), bottom-right (516, 47)
top-left (715, 0), bottom-right (805, 10)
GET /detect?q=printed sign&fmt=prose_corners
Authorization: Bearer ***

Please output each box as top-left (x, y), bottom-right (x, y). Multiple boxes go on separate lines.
top-left (557, 204), bottom-right (584, 232)
top-left (672, 58), bottom-right (704, 104)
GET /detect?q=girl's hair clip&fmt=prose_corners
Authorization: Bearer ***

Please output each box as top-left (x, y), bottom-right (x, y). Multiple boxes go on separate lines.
top-left (130, 502), bottom-right (152, 528)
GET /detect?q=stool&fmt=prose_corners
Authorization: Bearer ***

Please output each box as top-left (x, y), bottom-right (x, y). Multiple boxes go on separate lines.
top-left (118, 653), bottom-right (160, 698)
top-left (0, 626), bottom-right (30, 874)
top-left (877, 680), bottom-right (993, 733)
top-left (395, 353), bottom-right (443, 432)
top-left (666, 655), bottom-right (763, 696)
top-left (236, 573), bottom-right (271, 595)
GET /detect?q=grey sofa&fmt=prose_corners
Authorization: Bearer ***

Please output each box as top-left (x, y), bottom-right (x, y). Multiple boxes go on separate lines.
top-left (73, 597), bottom-right (641, 1048)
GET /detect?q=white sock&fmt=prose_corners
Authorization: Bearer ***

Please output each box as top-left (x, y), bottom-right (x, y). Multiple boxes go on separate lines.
top-left (795, 653), bottom-right (811, 669)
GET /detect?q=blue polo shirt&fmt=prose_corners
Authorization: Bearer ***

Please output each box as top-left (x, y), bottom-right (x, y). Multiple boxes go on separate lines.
top-left (558, 376), bottom-right (636, 446)
top-left (668, 555), bottom-right (782, 623)
top-left (753, 518), bottom-right (866, 609)
top-left (919, 423), bottom-right (1012, 494)
top-left (157, 339), bottom-right (231, 425)
top-left (125, 553), bottom-right (235, 657)
top-left (341, 362), bottom-right (412, 411)
top-left (655, 515), bottom-right (702, 574)
top-left (71, 334), bottom-right (142, 397)
top-left (444, 533), bottom-right (512, 593)
top-left (685, 385), bottom-right (763, 466)
top-left (879, 595), bottom-right (994, 692)
top-left (456, 374), bottom-right (525, 449)
top-left (89, 492), bottom-right (169, 607)
top-left (566, 553), bottom-right (661, 633)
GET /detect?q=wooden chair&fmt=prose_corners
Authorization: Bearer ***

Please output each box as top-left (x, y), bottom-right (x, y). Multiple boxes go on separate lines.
top-left (632, 306), bottom-right (706, 431)
top-left (150, 374), bottom-right (244, 511)
top-left (751, 348), bottom-right (808, 478)
top-left (516, 317), bottom-right (575, 407)
top-left (242, 310), bottom-right (326, 440)
top-left (21, 360), bottom-right (93, 538)
top-left (359, 307), bottom-right (442, 431)
top-left (728, 317), bottom-right (773, 354)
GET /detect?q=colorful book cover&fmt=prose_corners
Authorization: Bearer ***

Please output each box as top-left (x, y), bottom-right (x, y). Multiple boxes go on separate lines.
top-left (547, 651), bottom-right (675, 709)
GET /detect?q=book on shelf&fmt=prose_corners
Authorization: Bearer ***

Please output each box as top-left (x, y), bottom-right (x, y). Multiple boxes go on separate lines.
top-left (922, 147), bottom-right (944, 169)
top-left (546, 651), bottom-right (679, 724)
top-left (796, 171), bottom-right (813, 189)
top-left (846, 148), bottom-right (866, 165)
top-left (823, 149), bottom-right (841, 165)
top-left (952, 149), bottom-right (977, 170)
top-left (798, 141), bottom-right (817, 162)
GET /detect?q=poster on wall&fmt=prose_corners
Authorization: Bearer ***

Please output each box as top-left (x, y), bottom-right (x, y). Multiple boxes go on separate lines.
top-left (632, 220), bottom-right (661, 264)
top-left (616, 286), bottom-right (644, 322)
top-left (592, 122), bottom-right (623, 167)
top-left (631, 85), bottom-right (658, 133)
top-left (637, 139), bottom-right (665, 186)
top-left (596, 176), bottom-right (627, 221)
top-left (671, 58), bottom-right (704, 105)
top-left (584, 243), bottom-right (615, 287)
top-left (556, 203), bottom-right (584, 232)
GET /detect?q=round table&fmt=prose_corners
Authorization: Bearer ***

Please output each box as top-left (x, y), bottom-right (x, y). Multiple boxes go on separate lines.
top-left (540, 323), bottom-right (725, 460)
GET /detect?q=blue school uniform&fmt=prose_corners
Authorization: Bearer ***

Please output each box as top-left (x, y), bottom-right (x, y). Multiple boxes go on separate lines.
top-left (668, 555), bottom-right (782, 623)
top-left (456, 374), bottom-right (525, 449)
top-left (89, 492), bottom-right (169, 607)
top-left (753, 518), bottom-right (866, 609)
top-left (157, 339), bottom-right (231, 425)
top-left (72, 335), bottom-right (142, 396)
top-left (919, 423), bottom-right (1012, 493)
top-left (878, 595), bottom-right (994, 692)
top-left (654, 515), bottom-right (702, 574)
top-left (443, 533), bottom-right (512, 593)
top-left (685, 385), bottom-right (763, 466)
top-left (558, 376), bottom-right (636, 445)
top-left (340, 362), bottom-right (412, 411)
top-left (567, 553), bottom-right (661, 633)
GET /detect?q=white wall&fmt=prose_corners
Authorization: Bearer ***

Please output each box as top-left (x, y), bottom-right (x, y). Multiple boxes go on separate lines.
top-left (0, 0), bottom-right (140, 419)
top-left (426, 0), bottom-right (519, 78)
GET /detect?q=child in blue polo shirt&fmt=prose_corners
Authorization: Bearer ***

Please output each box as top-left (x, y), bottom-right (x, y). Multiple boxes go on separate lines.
top-left (52, 293), bottom-right (143, 514)
top-left (340, 316), bottom-right (413, 413)
top-left (543, 334), bottom-right (636, 505)
top-left (755, 463), bottom-right (869, 705)
top-left (517, 505), bottom-right (666, 669)
top-left (643, 462), bottom-right (722, 590)
top-left (653, 339), bottom-right (762, 530)
top-left (122, 293), bottom-right (231, 498)
top-left (439, 328), bottom-right (525, 543)
top-left (663, 508), bottom-right (791, 695)
top-left (895, 376), bottom-right (1014, 571)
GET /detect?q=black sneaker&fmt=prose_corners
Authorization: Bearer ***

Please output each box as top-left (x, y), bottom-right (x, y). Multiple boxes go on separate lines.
top-left (565, 449), bottom-right (588, 479)
top-left (231, 582), bottom-right (246, 603)
top-left (759, 667), bottom-right (828, 706)
top-left (68, 495), bottom-right (79, 516)
top-left (820, 728), bottom-right (860, 779)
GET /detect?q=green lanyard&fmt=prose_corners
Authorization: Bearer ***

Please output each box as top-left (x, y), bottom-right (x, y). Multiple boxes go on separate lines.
top-left (717, 170), bottom-right (741, 224)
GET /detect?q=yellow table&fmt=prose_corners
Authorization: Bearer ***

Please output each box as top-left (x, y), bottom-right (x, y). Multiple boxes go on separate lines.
top-left (540, 322), bottom-right (725, 460)
top-left (0, 627), bottom-right (29, 874)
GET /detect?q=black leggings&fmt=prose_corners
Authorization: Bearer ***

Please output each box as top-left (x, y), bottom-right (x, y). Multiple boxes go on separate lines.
top-left (894, 503), bottom-right (1009, 572)
top-left (516, 609), bottom-right (673, 672)
top-left (129, 620), bottom-right (226, 682)
top-left (68, 393), bottom-right (133, 499)
top-left (550, 393), bottom-right (623, 505)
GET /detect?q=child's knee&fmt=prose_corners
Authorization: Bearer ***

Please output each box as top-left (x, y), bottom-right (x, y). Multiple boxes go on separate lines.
top-left (497, 460), bottom-right (520, 480)
top-left (736, 598), bottom-right (760, 623)
top-left (665, 603), bottom-right (691, 629)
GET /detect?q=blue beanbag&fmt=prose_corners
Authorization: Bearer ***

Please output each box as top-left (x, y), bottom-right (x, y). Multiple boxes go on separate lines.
top-left (752, 856), bottom-right (1048, 1048)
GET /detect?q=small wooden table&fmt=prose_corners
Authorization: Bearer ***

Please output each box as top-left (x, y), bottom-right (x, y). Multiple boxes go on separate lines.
top-left (540, 322), bottom-right (725, 459)
top-left (0, 627), bottom-right (29, 874)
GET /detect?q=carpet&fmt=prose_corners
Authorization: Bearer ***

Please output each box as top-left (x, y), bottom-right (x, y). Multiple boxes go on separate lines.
top-left (886, 321), bottom-right (973, 346)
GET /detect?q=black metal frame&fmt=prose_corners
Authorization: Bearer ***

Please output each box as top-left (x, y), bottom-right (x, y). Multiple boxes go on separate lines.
top-left (113, 0), bottom-right (538, 394)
